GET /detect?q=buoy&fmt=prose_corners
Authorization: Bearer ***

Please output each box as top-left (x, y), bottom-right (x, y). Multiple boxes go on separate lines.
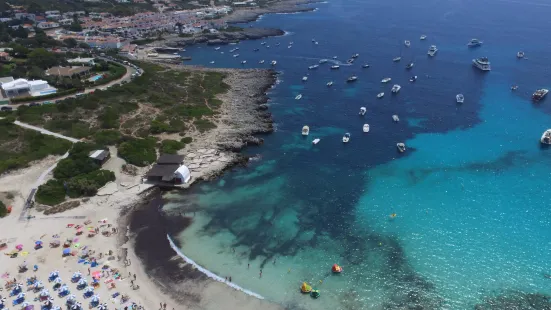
top-left (331, 264), bottom-right (343, 273)
top-left (390, 213), bottom-right (397, 219)
top-left (310, 289), bottom-right (320, 299)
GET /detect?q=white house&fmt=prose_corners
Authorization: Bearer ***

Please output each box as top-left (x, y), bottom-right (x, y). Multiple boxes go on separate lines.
top-left (45, 10), bottom-right (60, 15)
top-left (37, 22), bottom-right (60, 29)
top-left (1, 79), bottom-right (57, 98)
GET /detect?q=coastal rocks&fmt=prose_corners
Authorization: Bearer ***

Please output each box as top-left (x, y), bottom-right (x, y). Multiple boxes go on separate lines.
top-left (169, 28), bottom-right (285, 47)
top-left (42, 200), bottom-right (81, 215)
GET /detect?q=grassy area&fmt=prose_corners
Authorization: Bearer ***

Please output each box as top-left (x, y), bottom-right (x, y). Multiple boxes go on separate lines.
top-left (0, 118), bottom-right (72, 175)
top-left (14, 62), bottom-right (230, 156)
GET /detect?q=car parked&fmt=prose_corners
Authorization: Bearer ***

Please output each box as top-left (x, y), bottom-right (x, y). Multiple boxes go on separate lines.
top-left (1, 106), bottom-right (13, 111)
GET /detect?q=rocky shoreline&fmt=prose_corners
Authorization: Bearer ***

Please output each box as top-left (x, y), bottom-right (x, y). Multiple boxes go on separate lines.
top-left (165, 27), bottom-right (285, 48)
top-left (222, 0), bottom-right (320, 24)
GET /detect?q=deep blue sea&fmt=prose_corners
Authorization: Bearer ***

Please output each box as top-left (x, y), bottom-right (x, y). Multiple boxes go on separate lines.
top-left (164, 0), bottom-right (551, 308)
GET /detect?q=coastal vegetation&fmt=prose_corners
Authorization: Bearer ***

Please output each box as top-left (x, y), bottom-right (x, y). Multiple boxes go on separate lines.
top-left (118, 137), bottom-right (157, 167)
top-left (0, 200), bottom-right (7, 217)
top-left (0, 117), bottom-right (72, 175)
top-left (35, 142), bottom-right (115, 206)
top-left (3, 0), bottom-right (155, 17)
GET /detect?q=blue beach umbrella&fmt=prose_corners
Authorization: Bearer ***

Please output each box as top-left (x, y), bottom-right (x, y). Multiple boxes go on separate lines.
top-left (63, 248), bottom-right (71, 255)
top-left (35, 241), bottom-right (42, 245)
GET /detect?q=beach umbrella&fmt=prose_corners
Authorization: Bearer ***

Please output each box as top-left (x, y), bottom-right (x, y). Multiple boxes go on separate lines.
top-left (53, 278), bottom-right (62, 284)
top-left (92, 271), bottom-right (101, 279)
top-left (63, 248), bottom-right (71, 255)
top-left (67, 295), bottom-right (76, 301)
top-left (77, 278), bottom-right (87, 286)
top-left (35, 241), bottom-right (42, 245)
top-left (16, 293), bottom-right (25, 299)
top-left (60, 285), bottom-right (69, 292)
top-left (39, 289), bottom-right (50, 297)
top-left (84, 286), bottom-right (94, 293)
top-left (15, 244), bottom-right (23, 250)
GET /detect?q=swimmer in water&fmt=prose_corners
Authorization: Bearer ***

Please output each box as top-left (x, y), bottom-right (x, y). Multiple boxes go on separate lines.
top-left (390, 213), bottom-right (397, 219)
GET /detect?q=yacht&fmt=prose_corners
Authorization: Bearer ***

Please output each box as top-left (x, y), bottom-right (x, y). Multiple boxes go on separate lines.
top-left (363, 124), bottom-right (370, 133)
top-left (288, 45), bottom-right (292, 49)
top-left (229, 48), bottom-right (237, 53)
top-left (541, 129), bottom-right (551, 144)
top-left (312, 138), bottom-right (320, 145)
top-left (253, 48), bottom-right (259, 52)
top-left (406, 62), bottom-right (414, 69)
top-left (392, 115), bottom-right (400, 122)
top-left (532, 89), bottom-right (549, 102)
top-left (377, 92), bottom-right (385, 98)
top-left (404, 40), bottom-right (411, 47)
top-left (391, 84), bottom-right (401, 93)
top-left (342, 133), bottom-right (351, 143)
top-left (362, 64), bottom-right (370, 68)
top-left (266, 45), bottom-right (270, 48)
top-left (210, 61), bottom-right (215, 64)
top-left (327, 81), bottom-right (333, 87)
top-left (511, 85), bottom-right (518, 91)
top-left (347, 58), bottom-right (355, 64)
top-left (295, 94), bottom-right (302, 100)
top-left (381, 77), bottom-right (392, 83)
top-left (261, 42), bottom-right (266, 45)
top-left (233, 54), bottom-right (240, 57)
top-left (397, 142), bottom-right (406, 153)
top-left (351, 53), bottom-right (359, 58)
top-left (347, 76), bottom-right (358, 82)
top-left (271, 60), bottom-right (277, 66)
top-left (333, 56), bottom-right (338, 59)
top-left (472, 57), bottom-right (491, 71)
top-left (456, 93), bottom-right (464, 103)
top-left (467, 38), bottom-right (483, 47)
top-left (214, 47), bottom-right (221, 50)
top-left (302, 125), bottom-right (310, 136)
top-left (308, 65), bottom-right (319, 70)
top-left (289, 41), bottom-right (294, 45)
top-left (359, 107), bottom-right (366, 115)
top-left (393, 57), bottom-right (402, 62)
top-left (241, 60), bottom-right (247, 64)
top-left (259, 60), bottom-right (265, 64)
top-left (517, 51), bottom-right (525, 59)
top-left (319, 59), bottom-right (328, 64)
top-left (331, 65), bottom-right (340, 70)
top-left (409, 76), bottom-right (417, 82)
top-left (428, 45), bottom-right (438, 56)
top-left (420, 35), bottom-right (427, 40)
top-left (302, 76), bottom-right (308, 82)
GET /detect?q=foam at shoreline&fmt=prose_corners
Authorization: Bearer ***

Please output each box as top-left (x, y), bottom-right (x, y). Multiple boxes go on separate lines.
top-left (166, 234), bottom-right (265, 300)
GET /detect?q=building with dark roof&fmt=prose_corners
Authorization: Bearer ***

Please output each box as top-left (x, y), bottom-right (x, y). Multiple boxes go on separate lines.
top-left (156, 154), bottom-right (184, 165)
top-left (46, 66), bottom-right (91, 77)
top-left (145, 164), bottom-right (180, 182)
top-left (89, 149), bottom-right (110, 166)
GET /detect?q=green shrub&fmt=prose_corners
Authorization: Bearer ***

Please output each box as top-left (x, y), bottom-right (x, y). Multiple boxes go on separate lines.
top-left (118, 137), bottom-right (156, 166)
top-left (181, 137), bottom-right (193, 144)
top-left (160, 139), bottom-right (184, 154)
top-left (0, 200), bottom-right (7, 217)
top-left (53, 157), bottom-right (99, 179)
top-left (98, 107), bottom-right (120, 129)
top-left (35, 179), bottom-right (66, 206)
top-left (94, 130), bottom-right (122, 145)
top-left (194, 119), bottom-right (216, 132)
top-left (66, 169), bottom-right (115, 198)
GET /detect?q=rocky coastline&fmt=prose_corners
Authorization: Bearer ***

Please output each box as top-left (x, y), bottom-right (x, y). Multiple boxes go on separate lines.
top-left (165, 27), bottom-right (285, 48)
top-left (222, 0), bottom-right (320, 24)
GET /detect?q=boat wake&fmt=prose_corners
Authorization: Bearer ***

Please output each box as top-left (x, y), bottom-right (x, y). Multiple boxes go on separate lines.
top-left (166, 235), bottom-right (265, 300)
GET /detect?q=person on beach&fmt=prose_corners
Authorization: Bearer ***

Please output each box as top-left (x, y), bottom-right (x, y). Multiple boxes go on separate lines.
top-left (133, 274), bottom-right (136, 280)
top-left (163, 303), bottom-right (167, 309)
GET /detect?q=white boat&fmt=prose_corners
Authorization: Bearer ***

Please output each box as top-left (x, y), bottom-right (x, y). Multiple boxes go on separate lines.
top-left (214, 47), bottom-right (220, 50)
top-left (404, 40), bottom-right (411, 47)
top-left (276, 43), bottom-right (280, 46)
top-left (347, 58), bottom-right (355, 64)
top-left (312, 138), bottom-right (320, 145)
top-left (235, 47), bottom-right (240, 51)
top-left (362, 64), bottom-right (370, 68)
top-left (295, 94), bottom-right (302, 100)
top-left (319, 59), bottom-right (328, 64)
top-left (266, 45), bottom-right (270, 48)
top-left (261, 42), bottom-right (266, 45)
top-left (541, 129), bottom-right (551, 144)
top-left (333, 56), bottom-right (338, 59)
top-left (391, 84), bottom-right (401, 93)
top-left (302, 76), bottom-right (308, 82)
top-left (210, 61), bottom-right (215, 64)
top-left (327, 81), bottom-right (333, 87)
top-left (331, 65), bottom-right (340, 69)
top-left (302, 125), bottom-right (310, 136)
top-left (259, 60), bottom-right (265, 64)
top-left (377, 92), bottom-right (385, 98)
top-left (342, 133), bottom-right (350, 143)
top-left (406, 62), bottom-right (414, 69)
top-left (393, 57), bottom-right (402, 62)
top-left (409, 76), bottom-right (417, 82)
top-left (241, 60), bottom-right (247, 64)
top-left (472, 57), bottom-right (491, 71)
top-left (308, 65), bottom-right (319, 70)
top-left (271, 60), bottom-right (277, 66)
top-left (428, 45), bottom-right (438, 56)
top-left (289, 41), bottom-right (294, 45)
top-left (456, 94), bottom-right (464, 103)
top-left (288, 45), bottom-right (292, 49)
top-left (392, 115), bottom-right (400, 122)
top-left (229, 48), bottom-right (237, 52)
top-left (381, 77), bottom-right (392, 83)
top-left (363, 124), bottom-right (370, 132)
top-left (351, 53), bottom-right (359, 58)
top-left (347, 76), bottom-right (358, 82)
top-left (253, 48), bottom-right (259, 52)
top-left (233, 54), bottom-right (240, 57)
top-left (312, 38), bottom-right (316, 42)
top-left (517, 51), bottom-right (525, 59)
top-left (397, 142), bottom-right (406, 153)
top-left (467, 38), bottom-right (483, 47)
top-left (420, 35), bottom-right (427, 40)
top-left (359, 107), bottom-right (366, 115)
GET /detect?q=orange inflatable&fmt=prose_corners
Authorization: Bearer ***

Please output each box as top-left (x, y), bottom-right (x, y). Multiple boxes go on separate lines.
top-left (301, 282), bottom-right (312, 293)
top-left (332, 264), bottom-right (342, 273)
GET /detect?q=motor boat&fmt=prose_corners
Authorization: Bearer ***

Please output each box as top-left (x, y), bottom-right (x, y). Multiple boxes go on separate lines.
top-left (229, 48), bottom-right (237, 52)
top-left (362, 64), bottom-right (370, 68)
top-left (241, 60), bottom-right (247, 64)
top-left (397, 142), bottom-right (406, 153)
top-left (209, 61), bottom-right (215, 64)
top-left (331, 65), bottom-right (340, 69)
top-left (381, 77), bottom-right (392, 83)
top-left (377, 92), bottom-right (385, 98)
top-left (295, 94), bottom-right (302, 100)
top-left (467, 38), bottom-right (483, 47)
top-left (301, 282), bottom-right (312, 294)
top-left (266, 45), bottom-right (270, 48)
top-left (253, 48), bottom-right (259, 51)
top-left (232, 54), bottom-right (239, 57)
top-left (276, 43), bottom-right (280, 46)
top-left (332, 264), bottom-right (343, 273)
top-left (391, 84), bottom-right (401, 93)
top-left (271, 60), bottom-right (277, 66)
top-left (327, 81), bottom-right (333, 87)
top-left (347, 58), bottom-right (355, 64)
top-left (308, 65), bottom-right (319, 70)
top-left (511, 85), bottom-right (518, 91)
top-left (472, 57), bottom-right (491, 71)
top-left (406, 62), bottom-right (414, 69)
top-left (259, 60), bottom-right (265, 64)
top-left (214, 47), bottom-right (220, 50)
top-left (302, 76), bottom-right (308, 81)
top-left (517, 51), bottom-right (525, 59)
top-left (342, 133), bottom-right (350, 143)
top-left (312, 138), bottom-right (320, 145)
top-left (312, 38), bottom-right (316, 42)
top-left (351, 53), bottom-right (359, 58)
top-left (533, 89), bottom-right (549, 102)
top-left (363, 124), bottom-right (370, 132)
top-left (404, 40), bottom-right (411, 47)
top-left (261, 42), bottom-right (266, 45)
top-left (393, 57), bottom-right (402, 62)
top-left (319, 59), bottom-right (328, 64)
top-left (392, 115), bottom-right (400, 122)
top-left (420, 35), bottom-right (427, 40)
top-left (302, 125), bottom-right (310, 136)
top-left (333, 56), bottom-right (338, 59)
top-left (347, 76), bottom-right (358, 82)
top-left (359, 107), bottom-right (366, 115)
top-left (409, 76), bottom-right (417, 82)
top-left (288, 45), bottom-right (292, 48)
top-left (541, 129), bottom-right (551, 144)
top-left (428, 45), bottom-right (438, 56)
top-left (456, 93), bottom-right (465, 103)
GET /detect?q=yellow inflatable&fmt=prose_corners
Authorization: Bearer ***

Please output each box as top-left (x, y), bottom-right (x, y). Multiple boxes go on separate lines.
top-left (300, 282), bottom-right (312, 293)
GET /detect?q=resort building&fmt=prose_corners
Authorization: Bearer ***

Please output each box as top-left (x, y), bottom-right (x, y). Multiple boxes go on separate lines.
top-left (0, 78), bottom-right (57, 98)
top-left (46, 66), bottom-right (92, 78)
top-left (67, 57), bottom-right (96, 66)
top-left (37, 22), bottom-right (60, 29)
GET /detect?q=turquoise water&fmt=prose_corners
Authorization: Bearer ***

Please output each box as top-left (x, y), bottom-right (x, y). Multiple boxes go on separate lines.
top-left (164, 0), bottom-right (551, 308)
